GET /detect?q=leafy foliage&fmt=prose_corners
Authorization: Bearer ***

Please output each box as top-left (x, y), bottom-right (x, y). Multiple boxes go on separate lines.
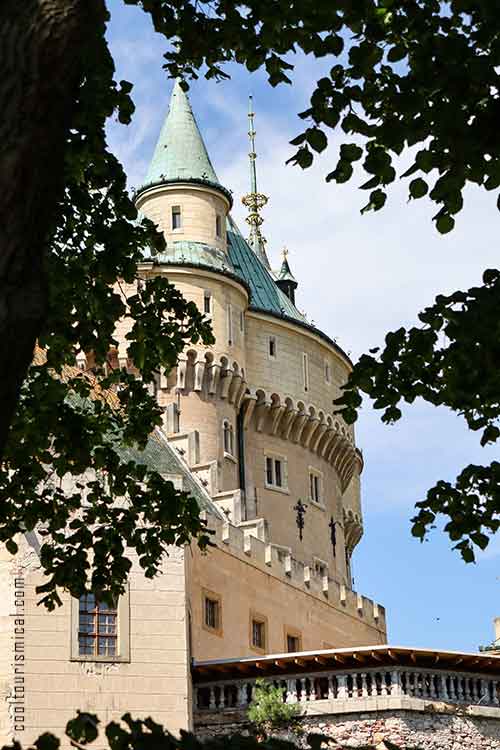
top-left (1, 711), bottom-right (408, 750)
top-left (336, 268), bottom-right (500, 561)
top-left (130, 0), bottom-right (500, 232)
top-left (5, 0), bottom-right (500, 610)
top-left (1, 2), bottom-right (213, 610)
top-left (247, 679), bottom-right (300, 732)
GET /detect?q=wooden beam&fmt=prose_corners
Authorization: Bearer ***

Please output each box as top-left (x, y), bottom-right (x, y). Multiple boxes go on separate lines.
top-left (333, 654), bottom-right (346, 664)
top-left (352, 653), bottom-right (366, 663)
top-left (371, 651), bottom-right (383, 662)
top-left (255, 662), bottom-right (267, 670)
top-left (295, 658), bottom-right (306, 667)
top-left (315, 656), bottom-right (328, 665)
top-left (274, 660), bottom-right (287, 669)
top-left (387, 650), bottom-right (398, 662)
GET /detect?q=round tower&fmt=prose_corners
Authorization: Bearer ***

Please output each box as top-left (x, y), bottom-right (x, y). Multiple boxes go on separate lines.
top-left (121, 82), bottom-right (364, 590)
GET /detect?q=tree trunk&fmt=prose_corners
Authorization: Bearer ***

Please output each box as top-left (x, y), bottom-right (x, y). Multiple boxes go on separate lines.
top-left (0, 0), bottom-right (104, 458)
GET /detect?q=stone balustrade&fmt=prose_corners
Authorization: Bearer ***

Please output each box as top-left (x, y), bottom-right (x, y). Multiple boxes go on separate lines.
top-left (194, 666), bottom-right (500, 716)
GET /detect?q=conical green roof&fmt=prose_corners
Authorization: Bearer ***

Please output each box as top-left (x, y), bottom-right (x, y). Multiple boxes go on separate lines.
top-left (143, 81), bottom-right (228, 198)
top-left (278, 252), bottom-right (297, 285)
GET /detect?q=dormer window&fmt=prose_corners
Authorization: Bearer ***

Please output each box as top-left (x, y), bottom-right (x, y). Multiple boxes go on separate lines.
top-left (172, 205), bottom-right (182, 230)
top-left (216, 214), bottom-right (222, 238)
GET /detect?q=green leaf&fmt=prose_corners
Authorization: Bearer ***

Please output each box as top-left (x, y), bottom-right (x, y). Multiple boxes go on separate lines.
top-left (435, 213), bottom-right (455, 234)
top-left (387, 44), bottom-right (406, 62)
top-left (305, 127), bottom-right (328, 153)
top-left (409, 178), bottom-right (428, 199)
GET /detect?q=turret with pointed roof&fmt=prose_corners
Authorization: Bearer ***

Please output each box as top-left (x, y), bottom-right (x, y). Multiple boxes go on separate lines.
top-left (135, 80), bottom-right (232, 207)
top-left (275, 248), bottom-right (298, 305)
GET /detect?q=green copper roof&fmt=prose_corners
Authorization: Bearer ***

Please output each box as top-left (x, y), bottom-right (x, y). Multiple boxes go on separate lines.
top-left (144, 81), bottom-right (224, 192)
top-left (116, 429), bottom-right (224, 519)
top-left (226, 219), bottom-right (307, 323)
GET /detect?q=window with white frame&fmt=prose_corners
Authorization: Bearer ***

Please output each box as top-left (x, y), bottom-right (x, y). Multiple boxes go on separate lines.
top-left (223, 419), bottom-right (234, 455)
top-left (265, 453), bottom-right (288, 490)
top-left (171, 205), bottom-right (182, 230)
top-left (268, 336), bottom-right (277, 358)
top-left (324, 359), bottom-right (331, 384)
top-left (71, 588), bottom-right (130, 662)
top-left (203, 291), bottom-right (212, 315)
top-left (302, 352), bottom-right (309, 392)
top-left (309, 468), bottom-right (323, 505)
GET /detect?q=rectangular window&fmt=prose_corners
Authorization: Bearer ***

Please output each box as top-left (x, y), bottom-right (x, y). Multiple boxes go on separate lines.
top-left (309, 469), bottom-right (322, 505)
top-left (269, 336), bottom-right (276, 358)
top-left (172, 205), bottom-right (181, 230)
top-left (324, 360), bottom-right (331, 384)
top-left (216, 214), bottom-right (222, 238)
top-left (202, 589), bottom-right (222, 636)
top-left (204, 291), bottom-right (211, 315)
top-left (286, 634), bottom-right (301, 653)
top-left (266, 456), bottom-right (274, 486)
top-left (205, 598), bottom-right (219, 629)
top-left (78, 594), bottom-right (117, 658)
top-left (274, 459), bottom-right (282, 487)
top-left (227, 304), bottom-right (233, 345)
top-left (252, 619), bottom-right (266, 651)
top-left (265, 453), bottom-right (287, 490)
top-left (302, 353), bottom-right (309, 392)
top-left (240, 310), bottom-right (244, 333)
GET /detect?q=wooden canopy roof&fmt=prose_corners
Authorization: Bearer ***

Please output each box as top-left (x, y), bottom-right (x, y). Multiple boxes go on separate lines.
top-left (192, 645), bottom-right (500, 683)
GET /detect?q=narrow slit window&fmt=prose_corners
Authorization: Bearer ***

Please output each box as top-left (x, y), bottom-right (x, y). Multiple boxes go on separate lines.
top-left (223, 420), bottom-right (234, 455)
top-left (269, 336), bottom-right (276, 358)
top-left (302, 352), bottom-right (309, 392)
top-left (216, 214), bottom-right (222, 238)
top-left (172, 205), bottom-right (182, 230)
top-left (324, 360), bottom-right (331, 384)
top-left (274, 459), bottom-right (282, 487)
top-left (240, 310), bottom-right (244, 333)
top-left (227, 304), bottom-right (233, 345)
top-left (204, 291), bottom-right (211, 315)
top-left (266, 457), bottom-right (274, 486)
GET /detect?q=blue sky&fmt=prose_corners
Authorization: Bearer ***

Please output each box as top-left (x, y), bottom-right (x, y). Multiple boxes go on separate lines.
top-left (106, 1), bottom-right (500, 653)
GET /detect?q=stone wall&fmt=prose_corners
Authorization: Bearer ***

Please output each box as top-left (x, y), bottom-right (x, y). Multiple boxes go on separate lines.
top-left (196, 709), bottom-right (500, 749)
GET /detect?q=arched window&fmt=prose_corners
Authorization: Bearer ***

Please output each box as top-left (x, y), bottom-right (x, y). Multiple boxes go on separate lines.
top-left (223, 420), bottom-right (234, 455)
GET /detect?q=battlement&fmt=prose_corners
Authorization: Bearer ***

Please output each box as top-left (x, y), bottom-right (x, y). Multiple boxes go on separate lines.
top-left (199, 508), bottom-right (385, 632)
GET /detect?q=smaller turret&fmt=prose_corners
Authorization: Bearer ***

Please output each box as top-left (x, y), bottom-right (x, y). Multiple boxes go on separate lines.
top-left (276, 247), bottom-right (298, 304)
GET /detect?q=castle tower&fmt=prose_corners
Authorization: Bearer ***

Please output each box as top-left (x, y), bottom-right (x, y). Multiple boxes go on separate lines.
top-left (131, 81), bottom-right (364, 591)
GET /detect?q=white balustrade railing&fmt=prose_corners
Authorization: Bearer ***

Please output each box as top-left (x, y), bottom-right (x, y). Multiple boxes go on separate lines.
top-left (194, 667), bottom-right (500, 714)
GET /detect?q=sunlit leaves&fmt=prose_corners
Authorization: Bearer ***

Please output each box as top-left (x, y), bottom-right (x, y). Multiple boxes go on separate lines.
top-left (336, 269), bottom-right (500, 560)
top-left (138, 0), bottom-right (500, 230)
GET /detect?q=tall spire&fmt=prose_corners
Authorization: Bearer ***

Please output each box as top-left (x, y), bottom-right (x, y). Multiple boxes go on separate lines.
top-left (143, 80), bottom-right (229, 200)
top-left (242, 96), bottom-right (271, 269)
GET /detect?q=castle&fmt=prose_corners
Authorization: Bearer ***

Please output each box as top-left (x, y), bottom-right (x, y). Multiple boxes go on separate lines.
top-left (1, 82), bottom-right (500, 750)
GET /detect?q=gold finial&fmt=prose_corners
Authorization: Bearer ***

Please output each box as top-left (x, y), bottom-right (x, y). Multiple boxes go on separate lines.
top-left (242, 95), bottom-right (271, 269)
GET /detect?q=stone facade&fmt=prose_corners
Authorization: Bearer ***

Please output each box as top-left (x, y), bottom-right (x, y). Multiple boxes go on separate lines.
top-left (198, 710), bottom-right (500, 749)
top-left (0, 81), bottom-right (389, 745)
